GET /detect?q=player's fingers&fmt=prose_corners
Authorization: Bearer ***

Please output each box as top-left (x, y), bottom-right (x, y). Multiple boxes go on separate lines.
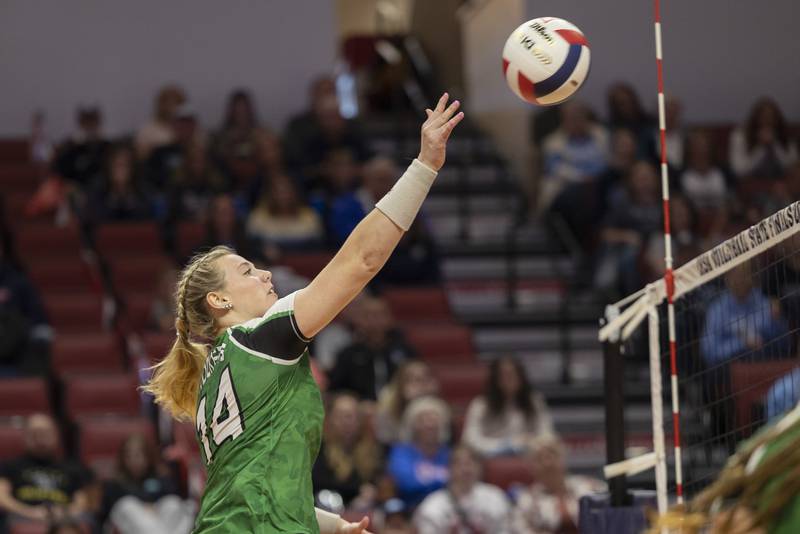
top-left (431, 99), bottom-right (460, 127)
top-left (433, 92), bottom-right (448, 114)
top-left (354, 517), bottom-right (369, 533)
top-left (440, 111), bottom-right (465, 138)
top-left (425, 109), bottom-right (432, 117)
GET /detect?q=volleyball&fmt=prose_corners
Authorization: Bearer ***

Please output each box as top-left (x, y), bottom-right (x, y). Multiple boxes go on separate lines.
top-left (502, 17), bottom-right (590, 106)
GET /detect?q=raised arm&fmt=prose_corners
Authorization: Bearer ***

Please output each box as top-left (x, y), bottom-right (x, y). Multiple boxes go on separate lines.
top-left (294, 94), bottom-right (463, 338)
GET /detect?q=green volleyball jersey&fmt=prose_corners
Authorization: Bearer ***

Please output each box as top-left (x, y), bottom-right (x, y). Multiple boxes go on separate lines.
top-left (192, 291), bottom-right (324, 533)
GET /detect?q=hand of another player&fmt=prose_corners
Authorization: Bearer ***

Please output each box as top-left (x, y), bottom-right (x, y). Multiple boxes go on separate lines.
top-left (337, 516), bottom-right (374, 534)
top-left (418, 93), bottom-right (465, 171)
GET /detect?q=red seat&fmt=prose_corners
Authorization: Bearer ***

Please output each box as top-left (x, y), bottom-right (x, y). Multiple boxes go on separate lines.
top-left (406, 324), bottom-right (475, 363)
top-left (281, 252), bottom-right (333, 279)
top-left (143, 332), bottom-right (175, 363)
top-left (0, 422), bottom-right (26, 460)
top-left (64, 373), bottom-right (141, 420)
top-left (16, 224), bottom-right (83, 261)
top-left (0, 378), bottom-right (50, 418)
top-left (51, 333), bottom-right (123, 375)
top-left (431, 364), bottom-right (487, 408)
top-left (0, 164), bottom-right (39, 193)
top-left (484, 456), bottom-right (535, 490)
top-left (383, 288), bottom-right (452, 323)
top-left (730, 359), bottom-right (800, 435)
top-left (177, 221), bottom-right (206, 259)
top-left (0, 139), bottom-right (29, 163)
top-left (28, 261), bottom-right (93, 294)
top-left (109, 255), bottom-right (170, 293)
top-left (95, 222), bottom-right (162, 258)
top-left (78, 417), bottom-right (156, 478)
top-left (44, 294), bottom-right (104, 332)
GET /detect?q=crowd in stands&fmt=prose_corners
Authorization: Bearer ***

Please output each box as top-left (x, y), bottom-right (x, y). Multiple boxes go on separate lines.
top-left (1, 72), bottom-right (798, 534)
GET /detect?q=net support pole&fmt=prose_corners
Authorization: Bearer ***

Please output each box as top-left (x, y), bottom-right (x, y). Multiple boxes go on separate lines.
top-left (654, 0), bottom-right (684, 503)
top-left (648, 304), bottom-right (669, 519)
top-left (602, 322), bottom-right (628, 506)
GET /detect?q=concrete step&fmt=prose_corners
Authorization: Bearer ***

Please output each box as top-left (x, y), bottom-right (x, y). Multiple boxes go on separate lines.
top-left (442, 255), bottom-right (575, 280)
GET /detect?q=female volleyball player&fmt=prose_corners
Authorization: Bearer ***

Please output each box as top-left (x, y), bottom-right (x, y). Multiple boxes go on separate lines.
top-left (144, 94), bottom-right (464, 534)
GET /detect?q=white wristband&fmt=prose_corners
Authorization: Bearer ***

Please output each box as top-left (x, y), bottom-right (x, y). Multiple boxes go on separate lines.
top-left (375, 158), bottom-right (438, 231)
top-left (315, 508), bottom-right (343, 534)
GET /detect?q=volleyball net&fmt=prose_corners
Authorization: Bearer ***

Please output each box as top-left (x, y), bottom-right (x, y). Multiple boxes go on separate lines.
top-left (600, 200), bottom-right (800, 509)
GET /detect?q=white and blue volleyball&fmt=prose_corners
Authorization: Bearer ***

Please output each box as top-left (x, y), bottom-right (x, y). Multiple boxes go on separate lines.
top-left (502, 17), bottom-right (590, 106)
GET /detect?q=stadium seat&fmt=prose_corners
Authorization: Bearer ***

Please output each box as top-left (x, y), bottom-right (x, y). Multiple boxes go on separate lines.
top-left (405, 324), bottom-right (476, 363)
top-left (143, 332), bottom-right (175, 363)
top-left (108, 255), bottom-right (170, 293)
top-left (0, 139), bottom-right (29, 163)
top-left (431, 364), bottom-right (487, 408)
top-left (0, 164), bottom-right (39, 193)
top-left (177, 221), bottom-right (206, 258)
top-left (0, 423), bottom-right (26, 460)
top-left (484, 456), bottom-right (535, 490)
top-left (28, 261), bottom-right (93, 294)
top-left (0, 378), bottom-right (50, 418)
top-left (382, 287), bottom-right (452, 323)
top-left (63, 373), bottom-right (141, 420)
top-left (730, 359), bottom-right (800, 435)
top-left (280, 252), bottom-right (333, 279)
top-left (51, 333), bottom-right (124, 375)
top-left (16, 224), bottom-right (83, 261)
top-left (95, 222), bottom-right (163, 258)
top-left (78, 417), bottom-right (156, 478)
top-left (44, 294), bottom-right (105, 332)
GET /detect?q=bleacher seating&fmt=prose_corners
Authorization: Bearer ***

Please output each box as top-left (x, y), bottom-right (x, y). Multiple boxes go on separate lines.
top-left (51, 333), bottom-right (124, 375)
top-left (0, 378), bottom-right (50, 418)
top-left (78, 417), bottom-right (156, 479)
top-left (63, 373), bottom-right (141, 420)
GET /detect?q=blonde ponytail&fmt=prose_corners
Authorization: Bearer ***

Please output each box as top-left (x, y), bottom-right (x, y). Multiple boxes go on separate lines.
top-left (142, 246), bottom-right (233, 421)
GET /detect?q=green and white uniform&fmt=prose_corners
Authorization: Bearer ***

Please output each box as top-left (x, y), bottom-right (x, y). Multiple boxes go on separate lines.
top-left (192, 291), bottom-right (324, 533)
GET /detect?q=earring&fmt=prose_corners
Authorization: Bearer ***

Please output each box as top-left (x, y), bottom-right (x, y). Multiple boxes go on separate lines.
top-left (224, 302), bottom-right (233, 310)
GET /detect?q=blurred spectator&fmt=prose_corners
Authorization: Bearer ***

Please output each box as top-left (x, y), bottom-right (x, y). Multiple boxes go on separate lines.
top-left (598, 128), bottom-right (639, 210)
top-left (0, 414), bottom-right (92, 527)
top-left (164, 141), bottom-right (228, 223)
top-left (511, 435), bottom-right (605, 534)
top-left (54, 107), bottom-right (110, 190)
top-left (765, 367), bottom-right (800, 421)
top-left (764, 238), bottom-right (800, 334)
top-left (462, 357), bottom-right (553, 458)
top-left (376, 498), bottom-right (415, 534)
top-left (606, 82), bottom-right (654, 158)
top-left (212, 89), bottom-right (265, 186)
top-left (594, 161), bottom-right (662, 297)
top-left (99, 434), bottom-right (194, 534)
top-left (328, 155), bottom-right (394, 244)
top-left (680, 129), bottom-right (728, 210)
top-left (413, 444), bottom-right (511, 534)
top-left (30, 110), bottom-right (54, 168)
top-left (729, 98), bottom-right (798, 180)
top-left (135, 85), bottom-right (186, 161)
top-left (312, 392), bottom-right (383, 508)
top-left (388, 396), bottom-right (451, 508)
top-left (197, 194), bottom-right (262, 262)
top-left (246, 175), bottom-right (325, 250)
top-left (149, 266), bottom-right (178, 333)
top-left (243, 130), bottom-right (289, 209)
top-left (644, 195), bottom-right (699, 280)
top-left (375, 360), bottom-right (440, 444)
top-left (47, 520), bottom-right (83, 534)
top-left (311, 148), bottom-right (362, 242)
top-left (539, 101), bottom-right (609, 216)
top-left (145, 105), bottom-right (207, 191)
top-left (284, 78), bottom-right (369, 179)
top-left (313, 293), bottom-right (366, 372)
top-left (87, 144), bottom-right (152, 223)
top-left (701, 261), bottom-right (791, 366)
top-left (328, 295), bottom-right (416, 400)
top-left (660, 95), bottom-right (685, 169)
top-left (0, 209), bottom-right (51, 374)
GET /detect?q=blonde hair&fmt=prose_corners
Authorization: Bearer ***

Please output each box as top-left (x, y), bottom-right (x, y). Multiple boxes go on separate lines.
top-left (142, 246), bottom-right (233, 421)
top-left (650, 408), bottom-right (800, 533)
top-left (399, 396), bottom-right (451, 444)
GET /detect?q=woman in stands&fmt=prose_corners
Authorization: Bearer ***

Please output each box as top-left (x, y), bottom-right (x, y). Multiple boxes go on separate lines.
top-left (144, 94), bottom-right (463, 534)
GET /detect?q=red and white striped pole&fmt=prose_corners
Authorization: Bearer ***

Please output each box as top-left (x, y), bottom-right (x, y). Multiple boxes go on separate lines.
top-left (654, 0), bottom-right (684, 503)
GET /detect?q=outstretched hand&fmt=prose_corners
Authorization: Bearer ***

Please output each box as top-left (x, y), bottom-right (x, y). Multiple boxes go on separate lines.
top-left (418, 93), bottom-right (465, 171)
top-left (337, 516), bottom-right (374, 534)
